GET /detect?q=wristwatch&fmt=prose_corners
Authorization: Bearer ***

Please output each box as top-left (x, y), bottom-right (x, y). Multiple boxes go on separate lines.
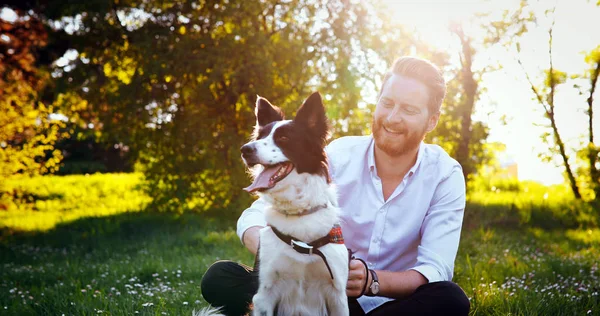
top-left (369, 269), bottom-right (380, 295)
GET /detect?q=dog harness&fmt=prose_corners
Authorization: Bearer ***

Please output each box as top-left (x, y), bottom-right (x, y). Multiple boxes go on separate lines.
top-left (270, 223), bottom-right (344, 280)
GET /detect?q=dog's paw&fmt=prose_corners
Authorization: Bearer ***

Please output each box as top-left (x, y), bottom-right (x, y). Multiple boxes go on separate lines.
top-left (252, 295), bottom-right (273, 316)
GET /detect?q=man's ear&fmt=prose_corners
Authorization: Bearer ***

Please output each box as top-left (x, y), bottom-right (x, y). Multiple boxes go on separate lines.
top-left (294, 92), bottom-right (328, 140)
top-left (426, 110), bottom-right (440, 133)
top-left (255, 96), bottom-right (284, 127)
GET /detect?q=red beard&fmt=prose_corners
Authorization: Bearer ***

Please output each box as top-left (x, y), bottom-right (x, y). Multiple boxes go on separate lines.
top-left (372, 116), bottom-right (427, 156)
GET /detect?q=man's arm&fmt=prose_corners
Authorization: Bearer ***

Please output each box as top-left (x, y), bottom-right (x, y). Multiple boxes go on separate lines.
top-left (242, 225), bottom-right (264, 255)
top-left (236, 197), bottom-right (269, 254)
top-left (347, 165), bottom-right (466, 298)
top-left (347, 260), bottom-right (427, 298)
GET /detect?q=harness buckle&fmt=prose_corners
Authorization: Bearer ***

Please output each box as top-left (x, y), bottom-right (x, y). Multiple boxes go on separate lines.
top-left (291, 239), bottom-right (313, 255)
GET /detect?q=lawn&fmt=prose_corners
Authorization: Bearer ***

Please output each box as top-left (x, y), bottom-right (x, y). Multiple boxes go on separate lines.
top-left (0, 173), bottom-right (598, 315)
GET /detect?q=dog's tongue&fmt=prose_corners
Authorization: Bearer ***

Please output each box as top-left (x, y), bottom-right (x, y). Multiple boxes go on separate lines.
top-left (243, 164), bottom-right (281, 193)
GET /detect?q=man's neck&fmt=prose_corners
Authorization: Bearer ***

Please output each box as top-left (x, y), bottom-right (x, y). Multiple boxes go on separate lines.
top-left (374, 145), bottom-right (419, 181)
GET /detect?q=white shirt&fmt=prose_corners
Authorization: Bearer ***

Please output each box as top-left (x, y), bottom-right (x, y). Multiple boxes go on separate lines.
top-left (236, 135), bottom-right (466, 313)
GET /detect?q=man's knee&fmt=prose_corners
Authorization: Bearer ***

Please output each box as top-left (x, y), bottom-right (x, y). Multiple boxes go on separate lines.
top-left (414, 281), bottom-right (469, 315)
top-left (201, 261), bottom-right (241, 300)
top-left (200, 260), bottom-right (257, 316)
top-left (428, 281), bottom-right (470, 315)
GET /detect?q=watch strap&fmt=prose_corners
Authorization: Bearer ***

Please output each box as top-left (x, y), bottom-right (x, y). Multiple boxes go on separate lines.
top-left (368, 269), bottom-right (380, 295)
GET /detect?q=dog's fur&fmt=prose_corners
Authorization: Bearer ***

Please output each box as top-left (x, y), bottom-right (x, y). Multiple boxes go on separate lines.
top-left (197, 92), bottom-right (349, 316)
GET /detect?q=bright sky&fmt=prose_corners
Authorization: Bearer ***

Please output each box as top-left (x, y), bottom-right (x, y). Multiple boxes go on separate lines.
top-left (381, 0), bottom-right (600, 185)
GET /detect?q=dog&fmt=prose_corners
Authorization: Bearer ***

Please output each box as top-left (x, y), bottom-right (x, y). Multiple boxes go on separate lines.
top-left (197, 92), bottom-right (349, 316)
top-left (240, 92), bottom-right (349, 316)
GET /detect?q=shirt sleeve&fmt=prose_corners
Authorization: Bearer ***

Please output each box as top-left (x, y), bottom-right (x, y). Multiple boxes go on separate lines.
top-left (410, 164), bottom-right (466, 282)
top-left (236, 197), bottom-right (269, 244)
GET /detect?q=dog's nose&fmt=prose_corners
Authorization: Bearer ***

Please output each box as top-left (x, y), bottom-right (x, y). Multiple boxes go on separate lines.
top-left (240, 144), bottom-right (255, 155)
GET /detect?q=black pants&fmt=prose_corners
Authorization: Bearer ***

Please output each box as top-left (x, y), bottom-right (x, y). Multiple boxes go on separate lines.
top-left (201, 260), bottom-right (470, 316)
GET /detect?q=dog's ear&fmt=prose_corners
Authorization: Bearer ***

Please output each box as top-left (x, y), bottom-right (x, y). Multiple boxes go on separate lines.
top-left (255, 96), bottom-right (284, 127)
top-left (295, 92), bottom-right (328, 139)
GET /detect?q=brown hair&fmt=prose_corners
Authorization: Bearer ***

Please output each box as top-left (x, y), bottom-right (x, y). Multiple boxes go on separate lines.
top-left (378, 56), bottom-right (446, 114)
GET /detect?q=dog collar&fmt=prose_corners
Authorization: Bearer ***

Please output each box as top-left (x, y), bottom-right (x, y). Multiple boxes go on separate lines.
top-left (277, 203), bottom-right (328, 216)
top-left (270, 224), bottom-right (344, 279)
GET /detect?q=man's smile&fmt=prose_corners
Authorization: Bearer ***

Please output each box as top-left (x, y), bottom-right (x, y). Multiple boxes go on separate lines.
top-left (383, 125), bottom-right (405, 135)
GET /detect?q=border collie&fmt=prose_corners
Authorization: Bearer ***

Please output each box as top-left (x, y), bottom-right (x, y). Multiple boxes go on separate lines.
top-left (197, 92), bottom-right (349, 316)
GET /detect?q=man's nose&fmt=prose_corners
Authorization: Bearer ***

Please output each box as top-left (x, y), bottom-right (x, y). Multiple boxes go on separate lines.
top-left (386, 105), bottom-right (403, 123)
top-left (240, 144), bottom-right (255, 155)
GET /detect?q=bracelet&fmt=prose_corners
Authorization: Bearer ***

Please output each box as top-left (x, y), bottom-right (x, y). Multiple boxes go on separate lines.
top-left (353, 258), bottom-right (370, 299)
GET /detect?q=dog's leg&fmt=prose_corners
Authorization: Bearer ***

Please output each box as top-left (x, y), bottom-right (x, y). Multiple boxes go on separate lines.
top-left (325, 244), bottom-right (350, 316)
top-left (252, 229), bottom-right (281, 316)
top-left (252, 281), bottom-right (280, 316)
top-left (325, 287), bottom-right (349, 316)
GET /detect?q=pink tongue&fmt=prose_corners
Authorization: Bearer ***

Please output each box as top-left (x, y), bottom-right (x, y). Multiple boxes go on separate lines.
top-left (243, 165), bottom-right (282, 193)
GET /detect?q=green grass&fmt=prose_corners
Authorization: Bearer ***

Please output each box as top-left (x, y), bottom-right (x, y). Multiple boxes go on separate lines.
top-left (1, 174), bottom-right (599, 315)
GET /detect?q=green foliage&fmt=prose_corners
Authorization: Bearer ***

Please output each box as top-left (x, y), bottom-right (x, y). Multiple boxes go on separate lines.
top-left (0, 16), bottom-right (65, 178)
top-left (30, 0), bottom-right (415, 213)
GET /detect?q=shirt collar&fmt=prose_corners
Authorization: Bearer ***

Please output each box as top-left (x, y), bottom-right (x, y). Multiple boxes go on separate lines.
top-left (368, 136), bottom-right (425, 178)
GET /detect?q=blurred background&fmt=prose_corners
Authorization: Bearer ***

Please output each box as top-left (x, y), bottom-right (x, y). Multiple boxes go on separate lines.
top-left (0, 1), bottom-right (599, 314)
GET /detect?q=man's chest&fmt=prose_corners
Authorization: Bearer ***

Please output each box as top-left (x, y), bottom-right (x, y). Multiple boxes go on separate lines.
top-left (335, 174), bottom-right (432, 242)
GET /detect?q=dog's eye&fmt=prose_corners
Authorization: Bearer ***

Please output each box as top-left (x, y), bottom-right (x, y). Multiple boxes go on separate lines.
top-left (277, 136), bottom-right (289, 142)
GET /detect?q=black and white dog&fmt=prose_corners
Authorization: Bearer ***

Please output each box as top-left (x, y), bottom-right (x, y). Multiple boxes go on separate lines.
top-left (197, 92), bottom-right (348, 316)
top-left (240, 92), bottom-right (349, 315)
top-left (194, 92), bottom-right (349, 316)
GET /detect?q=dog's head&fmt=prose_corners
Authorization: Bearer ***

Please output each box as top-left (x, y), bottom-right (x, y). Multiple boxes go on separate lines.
top-left (241, 92), bottom-right (329, 193)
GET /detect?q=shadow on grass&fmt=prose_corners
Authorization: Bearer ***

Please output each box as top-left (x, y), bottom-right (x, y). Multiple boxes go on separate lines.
top-left (463, 201), bottom-right (599, 231)
top-left (0, 209), bottom-right (244, 265)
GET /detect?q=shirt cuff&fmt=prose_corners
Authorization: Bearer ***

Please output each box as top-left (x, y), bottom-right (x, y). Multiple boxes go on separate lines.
top-left (236, 210), bottom-right (268, 244)
top-left (410, 265), bottom-right (444, 283)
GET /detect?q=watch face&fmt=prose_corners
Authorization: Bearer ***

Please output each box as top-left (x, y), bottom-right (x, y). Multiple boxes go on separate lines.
top-left (371, 282), bottom-right (380, 294)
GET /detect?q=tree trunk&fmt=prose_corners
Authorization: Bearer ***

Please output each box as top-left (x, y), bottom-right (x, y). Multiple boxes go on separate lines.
top-left (548, 113), bottom-right (582, 199)
top-left (453, 27), bottom-right (478, 181)
top-left (547, 26), bottom-right (582, 199)
top-left (587, 62), bottom-right (600, 199)
top-left (456, 37), bottom-right (477, 179)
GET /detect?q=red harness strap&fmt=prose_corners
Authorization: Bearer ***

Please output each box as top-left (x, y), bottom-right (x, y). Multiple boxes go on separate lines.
top-left (328, 224), bottom-right (344, 244)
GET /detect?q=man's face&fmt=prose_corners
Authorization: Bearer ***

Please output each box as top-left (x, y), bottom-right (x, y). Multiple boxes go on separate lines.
top-left (372, 74), bottom-right (439, 157)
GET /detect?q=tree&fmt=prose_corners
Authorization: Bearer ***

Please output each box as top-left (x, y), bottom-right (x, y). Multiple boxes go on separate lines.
top-left (0, 10), bottom-right (64, 178)
top-left (575, 45), bottom-right (600, 200)
top-left (425, 22), bottom-right (495, 184)
top-left (487, 2), bottom-right (600, 200)
top-left (4, 0), bottom-right (417, 215)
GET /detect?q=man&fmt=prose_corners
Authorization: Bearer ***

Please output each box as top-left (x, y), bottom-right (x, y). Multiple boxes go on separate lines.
top-left (201, 56), bottom-right (470, 315)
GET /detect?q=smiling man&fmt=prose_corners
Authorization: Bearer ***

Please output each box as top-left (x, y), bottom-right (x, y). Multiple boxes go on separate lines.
top-left (201, 56), bottom-right (470, 316)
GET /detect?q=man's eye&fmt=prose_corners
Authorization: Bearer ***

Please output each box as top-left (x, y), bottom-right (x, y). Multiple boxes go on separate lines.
top-left (277, 136), bottom-right (289, 142)
top-left (404, 106), bottom-right (420, 114)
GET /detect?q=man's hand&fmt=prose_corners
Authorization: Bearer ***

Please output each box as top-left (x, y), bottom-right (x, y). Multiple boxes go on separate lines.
top-left (242, 226), bottom-right (264, 255)
top-left (346, 259), bottom-right (371, 297)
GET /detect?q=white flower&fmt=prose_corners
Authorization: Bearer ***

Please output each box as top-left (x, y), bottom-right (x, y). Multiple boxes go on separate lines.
top-left (142, 302), bottom-right (154, 307)
top-left (183, 301), bottom-right (189, 305)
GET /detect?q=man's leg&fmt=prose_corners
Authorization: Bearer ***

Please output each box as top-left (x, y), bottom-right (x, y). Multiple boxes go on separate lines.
top-left (200, 260), bottom-right (259, 316)
top-left (348, 298), bottom-right (366, 316)
top-left (367, 281), bottom-right (470, 316)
